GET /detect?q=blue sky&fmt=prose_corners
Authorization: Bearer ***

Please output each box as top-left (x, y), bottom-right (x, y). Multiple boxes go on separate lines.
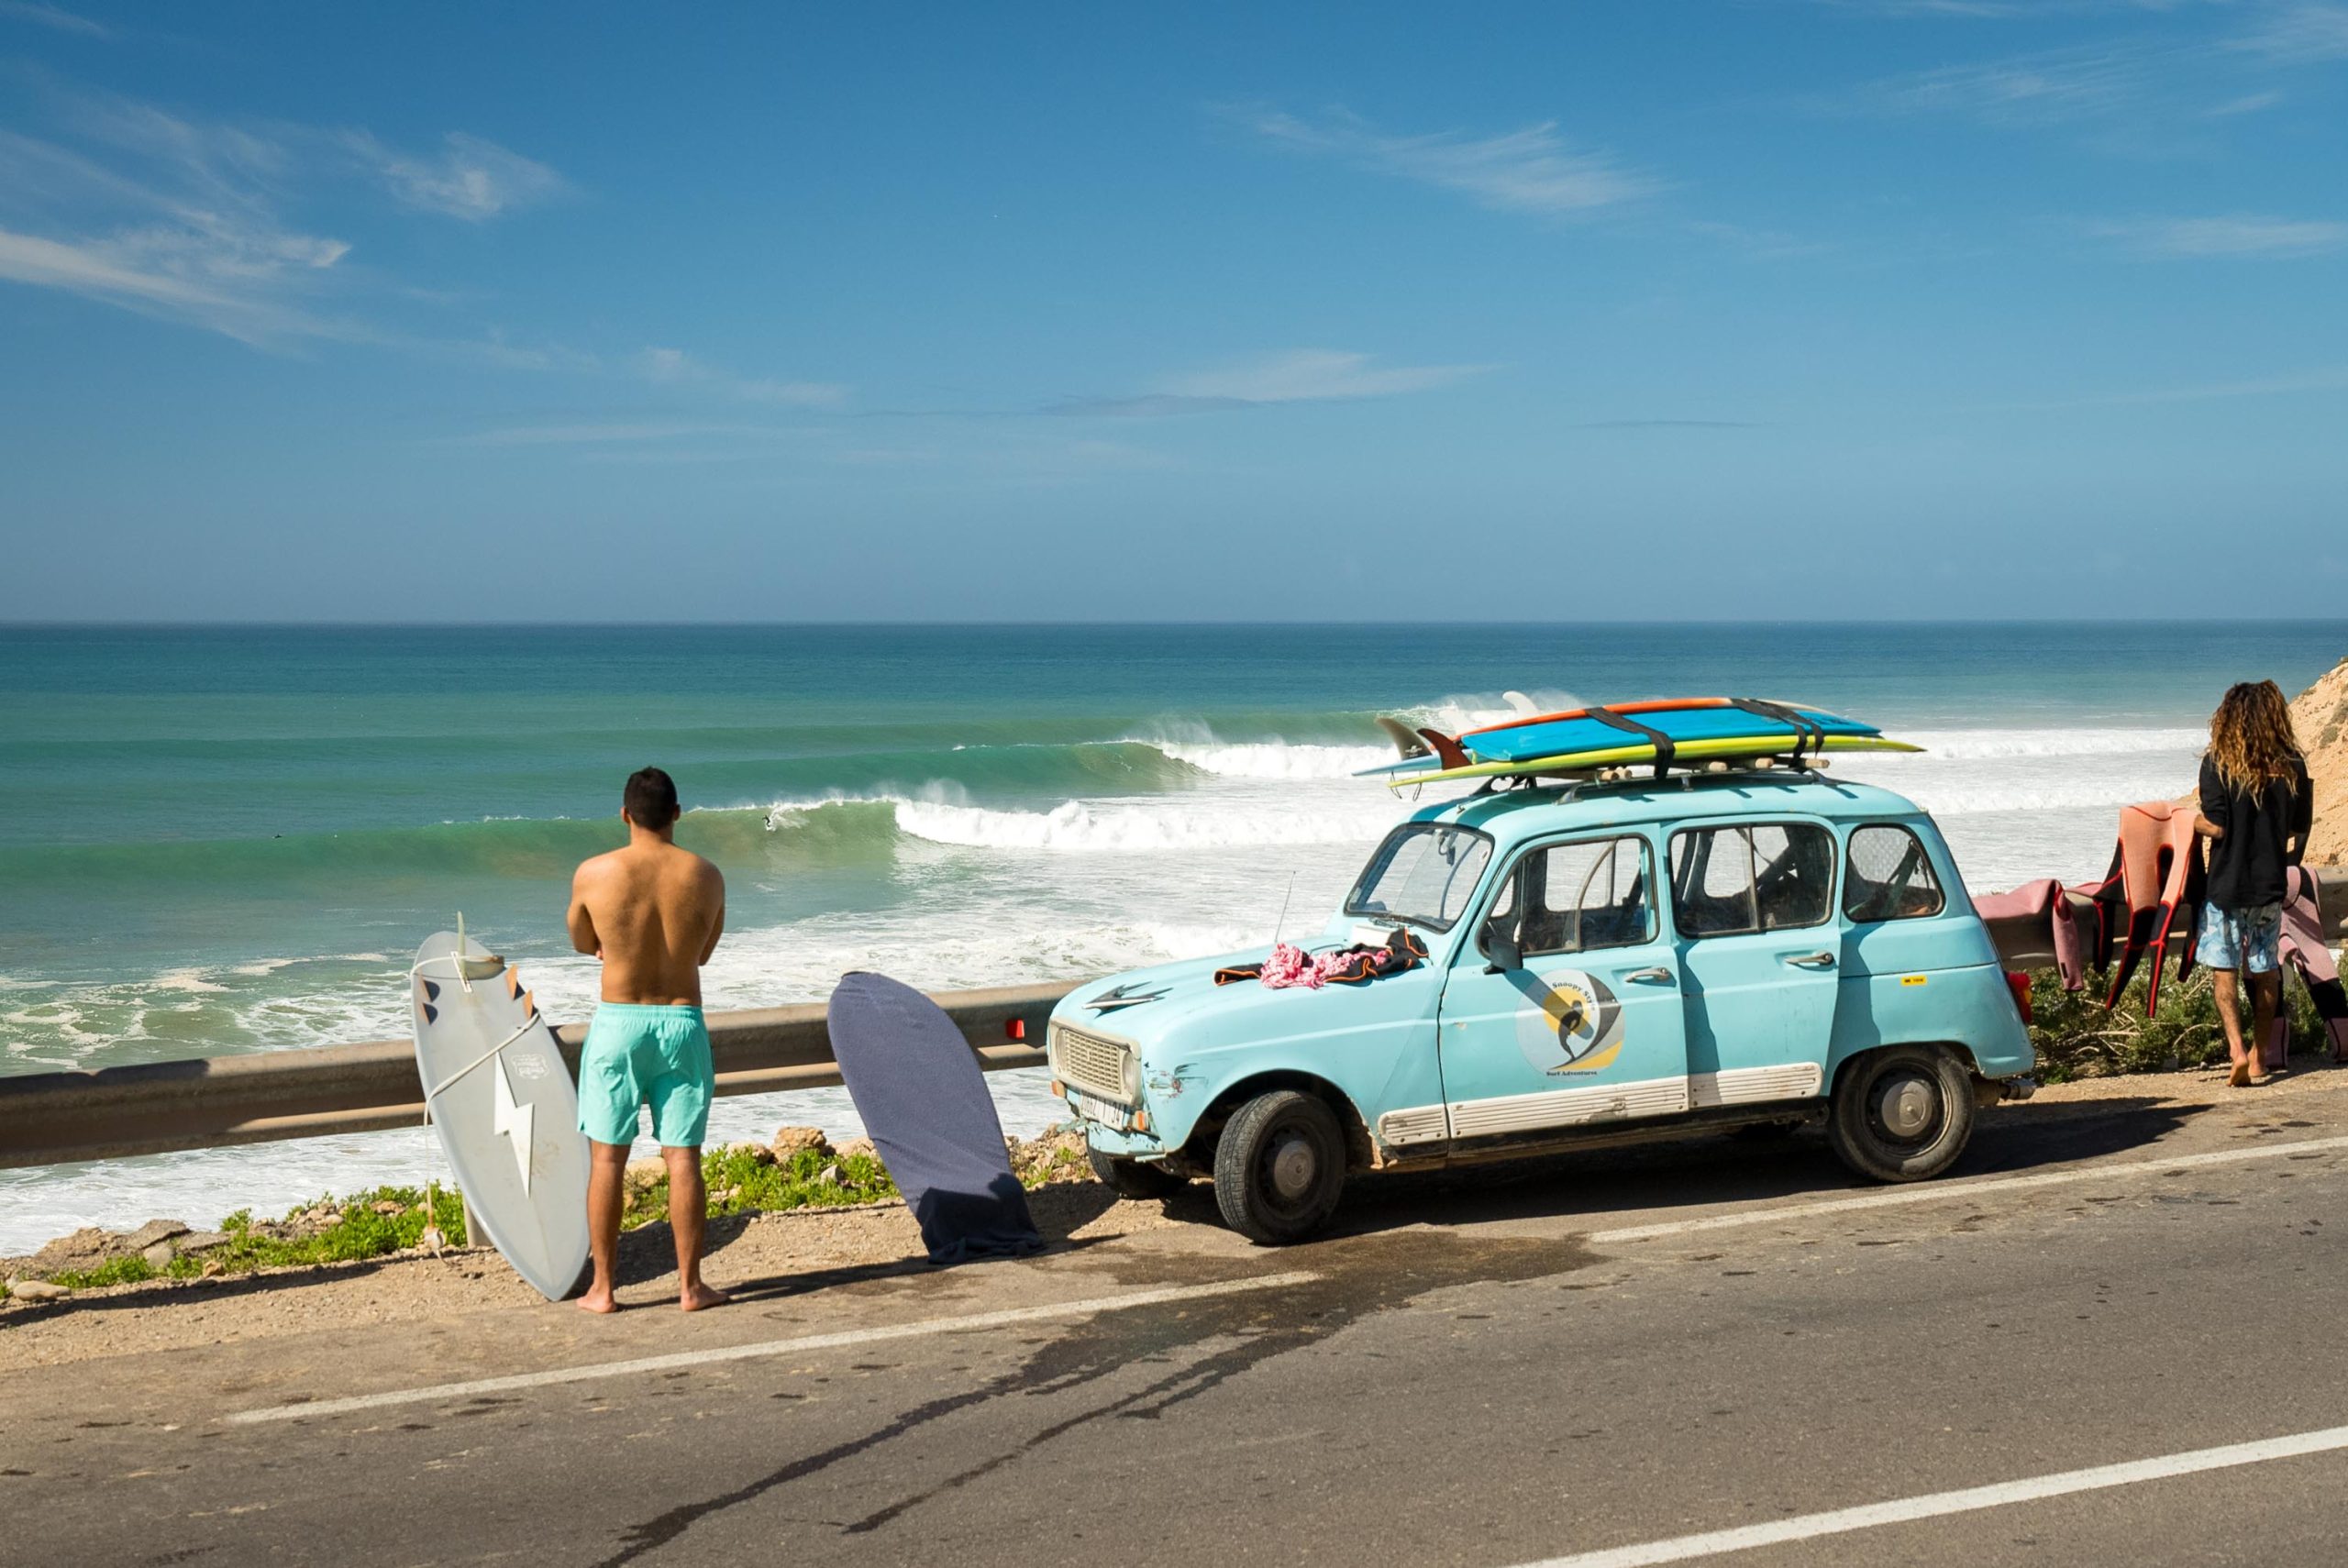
top-left (2, 1), bottom-right (2344, 622)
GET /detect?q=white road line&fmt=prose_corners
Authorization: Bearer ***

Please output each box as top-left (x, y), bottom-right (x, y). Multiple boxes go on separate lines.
top-left (1589, 1133), bottom-right (2348, 1244)
top-left (1513, 1422), bottom-right (2348, 1568)
top-left (225, 1271), bottom-right (1317, 1427)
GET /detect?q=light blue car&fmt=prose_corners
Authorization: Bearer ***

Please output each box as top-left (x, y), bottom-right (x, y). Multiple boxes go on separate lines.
top-left (1047, 773), bottom-right (2038, 1243)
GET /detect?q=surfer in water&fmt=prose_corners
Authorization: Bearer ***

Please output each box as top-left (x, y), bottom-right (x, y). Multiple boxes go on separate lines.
top-left (567, 767), bottom-right (731, 1313)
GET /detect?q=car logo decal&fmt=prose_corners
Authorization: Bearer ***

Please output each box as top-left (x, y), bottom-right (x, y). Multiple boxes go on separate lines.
top-left (1086, 982), bottom-right (1168, 1014)
top-left (1514, 966), bottom-right (1625, 1076)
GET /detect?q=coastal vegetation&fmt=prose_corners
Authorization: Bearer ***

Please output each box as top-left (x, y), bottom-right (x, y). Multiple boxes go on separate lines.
top-left (5, 1131), bottom-right (1091, 1299)
top-left (2025, 961), bottom-right (2331, 1083)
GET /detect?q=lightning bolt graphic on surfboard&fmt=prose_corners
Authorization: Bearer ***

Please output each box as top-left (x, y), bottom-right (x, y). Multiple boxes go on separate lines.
top-left (492, 1055), bottom-right (535, 1195)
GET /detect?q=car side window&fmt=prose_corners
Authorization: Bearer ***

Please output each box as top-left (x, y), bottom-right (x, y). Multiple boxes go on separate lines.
top-left (1844, 824), bottom-right (1944, 922)
top-left (1669, 823), bottom-right (1837, 938)
top-left (1483, 836), bottom-right (1656, 958)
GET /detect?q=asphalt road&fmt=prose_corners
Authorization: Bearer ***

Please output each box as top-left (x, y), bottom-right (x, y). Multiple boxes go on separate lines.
top-left (7, 1086), bottom-right (2348, 1568)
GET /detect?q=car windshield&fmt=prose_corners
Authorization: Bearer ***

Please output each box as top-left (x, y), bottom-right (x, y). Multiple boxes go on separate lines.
top-left (1344, 823), bottom-right (1495, 932)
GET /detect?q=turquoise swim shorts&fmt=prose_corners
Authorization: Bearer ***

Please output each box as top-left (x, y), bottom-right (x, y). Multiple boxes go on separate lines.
top-left (578, 1002), bottom-right (714, 1148)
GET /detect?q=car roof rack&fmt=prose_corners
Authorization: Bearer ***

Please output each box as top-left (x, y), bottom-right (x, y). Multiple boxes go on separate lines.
top-left (1470, 755), bottom-right (1833, 803)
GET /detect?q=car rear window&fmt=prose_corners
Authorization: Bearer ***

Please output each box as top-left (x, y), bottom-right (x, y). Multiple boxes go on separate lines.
top-left (1669, 823), bottom-right (1837, 937)
top-left (1844, 823), bottom-right (1945, 922)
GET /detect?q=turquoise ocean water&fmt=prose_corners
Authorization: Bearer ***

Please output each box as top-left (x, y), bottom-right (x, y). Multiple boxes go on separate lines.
top-left (3, 621), bottom-right (2342, 1251)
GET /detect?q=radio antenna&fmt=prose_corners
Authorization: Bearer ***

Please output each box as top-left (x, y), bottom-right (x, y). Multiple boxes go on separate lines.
top-left (1271, 871), bottom-right (1299, 946)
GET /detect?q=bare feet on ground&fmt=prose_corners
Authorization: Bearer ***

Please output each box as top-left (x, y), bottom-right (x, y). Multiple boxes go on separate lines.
top-left (680, 1281), bottom-right (731, 1312)
top-left (577, 1286), bottom-right (619, 1315)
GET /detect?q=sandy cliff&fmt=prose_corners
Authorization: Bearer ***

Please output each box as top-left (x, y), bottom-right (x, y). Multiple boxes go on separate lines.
top-left (2294, 657), bottom-right (2348, 866)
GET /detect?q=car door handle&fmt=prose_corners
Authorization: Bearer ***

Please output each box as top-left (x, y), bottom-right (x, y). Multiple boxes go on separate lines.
top-left (1623, 966), bottom-right (1676, 985)
top-left (1782, 951), bottom-right (1837, 969)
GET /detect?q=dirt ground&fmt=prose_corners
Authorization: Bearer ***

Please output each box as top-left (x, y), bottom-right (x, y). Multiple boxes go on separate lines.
top-left (5, 1061), bottom-right (2343, 1372)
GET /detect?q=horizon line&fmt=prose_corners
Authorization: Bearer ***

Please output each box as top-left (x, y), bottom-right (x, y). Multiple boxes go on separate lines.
top-left (6, 616), bottom-right (2347, 632)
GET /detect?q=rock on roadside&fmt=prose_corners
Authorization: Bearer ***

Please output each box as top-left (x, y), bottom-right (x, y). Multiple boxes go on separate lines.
top-left (770, 1125), bottom-right (832, 1161)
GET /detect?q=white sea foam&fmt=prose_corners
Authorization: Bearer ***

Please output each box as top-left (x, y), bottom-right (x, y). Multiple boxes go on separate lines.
top-left (764, 788), bottom-right (1405, 854)
top-left (1403, 690), bottom-right (1581, 736)
top-left (1148, 741), bottom-right (1395, 779)
top-left (1895, 727), bottom-right (2206, 760)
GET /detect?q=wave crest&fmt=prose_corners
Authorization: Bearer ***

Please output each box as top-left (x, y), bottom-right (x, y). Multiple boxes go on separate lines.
top-left (764, 791), bottom-right (1398, 853)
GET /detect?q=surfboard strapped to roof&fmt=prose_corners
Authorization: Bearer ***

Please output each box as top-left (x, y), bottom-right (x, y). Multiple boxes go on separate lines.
top-left (1357, 696), bottom-right (1920, 789)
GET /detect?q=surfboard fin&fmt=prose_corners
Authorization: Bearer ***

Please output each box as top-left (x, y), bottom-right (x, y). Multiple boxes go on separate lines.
top-left (1416, 728), bottom-right (1471, 770)
top-left (1376, 716), bottom-right (1431, 760)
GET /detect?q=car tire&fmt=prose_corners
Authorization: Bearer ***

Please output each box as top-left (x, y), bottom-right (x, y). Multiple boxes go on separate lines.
top-left (1213, 1089), bottom-right (1347, 1245)
top-left (1088, 1147), bottom-right (1186, 1200)
top-left (1827, 1044), bottom-right (1976, 1183)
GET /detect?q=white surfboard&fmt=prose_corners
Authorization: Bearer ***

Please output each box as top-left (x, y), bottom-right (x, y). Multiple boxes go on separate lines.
top-left (409, 929), bottom-right (591, 1300)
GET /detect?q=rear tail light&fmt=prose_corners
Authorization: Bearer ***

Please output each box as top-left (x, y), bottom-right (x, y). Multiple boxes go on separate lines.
top-left (2004, 971), bottom-right (2033, 1026)
top-left (1004, 1017), bottom-right (1026, 1042)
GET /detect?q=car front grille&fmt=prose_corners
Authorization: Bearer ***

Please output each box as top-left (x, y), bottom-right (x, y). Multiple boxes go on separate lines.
top-left (1052, 1024), bottom-right (1131, 1103)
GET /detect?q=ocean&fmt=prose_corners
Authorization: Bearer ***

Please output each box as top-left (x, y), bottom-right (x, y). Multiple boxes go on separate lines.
top-left (3, 621), bottom-right (2341, 1253)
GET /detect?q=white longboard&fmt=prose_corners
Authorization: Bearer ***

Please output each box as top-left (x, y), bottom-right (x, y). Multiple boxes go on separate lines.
top-left (409, 931), bottom-right (590, 1300)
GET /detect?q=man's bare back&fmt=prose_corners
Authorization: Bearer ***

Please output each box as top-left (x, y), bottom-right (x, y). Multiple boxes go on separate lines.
top-left (569, 767), bottom-right (731, 1315)
top-left (567, 838), bottom-right (725, 1004)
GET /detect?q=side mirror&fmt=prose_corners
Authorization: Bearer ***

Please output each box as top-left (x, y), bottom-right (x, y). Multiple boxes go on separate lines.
top-left (1484, 923), bottom-right (1522, 974)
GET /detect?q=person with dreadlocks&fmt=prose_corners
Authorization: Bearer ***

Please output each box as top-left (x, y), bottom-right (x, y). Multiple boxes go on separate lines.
top-left (2194, 681), bottom-right (2313, 1088)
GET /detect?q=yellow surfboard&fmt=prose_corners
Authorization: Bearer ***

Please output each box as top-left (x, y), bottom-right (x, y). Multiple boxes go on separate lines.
top-left (1387, 731), bottom-right (1922, 789)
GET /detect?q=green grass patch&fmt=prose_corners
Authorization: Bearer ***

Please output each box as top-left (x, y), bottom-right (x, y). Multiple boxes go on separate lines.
top-left (45, 1186), bottom-right (473, 1290)
top-left (22, 1133), bottom-right (1088, 1297)
top-left (622, 1145), bottom-right (899, 1229)
top-left (2026, 961), bottom-right (2331, 1082)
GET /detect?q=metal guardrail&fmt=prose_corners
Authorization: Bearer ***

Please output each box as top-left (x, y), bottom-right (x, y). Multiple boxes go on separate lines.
top-left (0, 984), bottom-right (1067, 1171)
top-left (3, 870), bottom-right (2342, 1171)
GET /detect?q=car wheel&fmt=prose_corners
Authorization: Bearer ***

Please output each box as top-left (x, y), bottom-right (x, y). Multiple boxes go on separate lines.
top-left (1088, 1147), bottom-right (1186, 1200)
top-left (1827, 1044), bottom-right (1975, 1183)
top-left (1213, 1089), bottom-right (1346, 1245)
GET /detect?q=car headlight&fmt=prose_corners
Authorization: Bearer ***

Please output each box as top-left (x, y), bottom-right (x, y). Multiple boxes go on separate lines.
top-left (1122, 1049), bottom-right (1143, 1101)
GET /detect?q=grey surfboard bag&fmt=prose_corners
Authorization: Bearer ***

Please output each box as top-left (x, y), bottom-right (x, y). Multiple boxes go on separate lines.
top-left (826, 972), bottom-right (1044, 1264)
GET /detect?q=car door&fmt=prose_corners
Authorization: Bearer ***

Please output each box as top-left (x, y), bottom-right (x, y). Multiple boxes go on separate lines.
top-left (1435, 833), bottom-right (1691, 1142)
top-left (1667, 819), bottom-right (1842, 1107)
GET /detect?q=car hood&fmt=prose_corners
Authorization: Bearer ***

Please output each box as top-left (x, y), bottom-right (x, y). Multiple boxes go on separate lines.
top-left (1051, 925), bottom-right (1438, 1055)
top-left (1053, 950), bottom-right (1260, 1046)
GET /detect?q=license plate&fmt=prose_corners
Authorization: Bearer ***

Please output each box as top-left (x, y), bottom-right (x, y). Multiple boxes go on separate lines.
top-left (1069, 1089), bottom-right (1133, 1130)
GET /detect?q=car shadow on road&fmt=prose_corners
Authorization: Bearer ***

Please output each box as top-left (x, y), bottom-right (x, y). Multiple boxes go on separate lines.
top-left (1154, 1094), bottom-right (2212, 1242)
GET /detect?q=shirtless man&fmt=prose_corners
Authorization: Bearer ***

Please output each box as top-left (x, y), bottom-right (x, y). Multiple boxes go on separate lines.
top-left (566, 767), bottom-right (730, 1313)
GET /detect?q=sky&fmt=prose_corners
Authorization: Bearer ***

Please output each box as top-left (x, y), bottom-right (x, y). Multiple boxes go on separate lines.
top-left (1, 0), bottom-right (2344, 622)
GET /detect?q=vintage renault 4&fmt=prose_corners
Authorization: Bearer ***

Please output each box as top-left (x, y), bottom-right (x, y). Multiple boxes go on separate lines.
top-left (1046, 772), bottom-right (2037, 1243)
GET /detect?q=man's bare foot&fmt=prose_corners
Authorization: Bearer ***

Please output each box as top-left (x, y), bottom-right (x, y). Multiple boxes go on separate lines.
top-left (680, 1281), bottom-right (731, 1312)
top-left (577, 1286), bottom-right (620, 1315)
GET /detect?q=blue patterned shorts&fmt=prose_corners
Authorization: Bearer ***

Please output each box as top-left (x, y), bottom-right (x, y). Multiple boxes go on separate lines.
top-left (2198, 901), bottom-right (2282, 976)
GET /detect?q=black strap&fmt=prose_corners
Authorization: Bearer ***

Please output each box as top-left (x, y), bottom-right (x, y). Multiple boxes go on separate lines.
top-left (1584, 706), bottom-right (1676, 767)
top-left (1728, 698), bottom-right (1825, 762)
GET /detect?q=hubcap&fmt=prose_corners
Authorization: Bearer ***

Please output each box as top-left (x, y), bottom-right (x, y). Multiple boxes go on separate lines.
top-left (1268, 1132), bottom-right (1319, 1201)
top-left (1876, 1073), bottom-right (1937, 1141)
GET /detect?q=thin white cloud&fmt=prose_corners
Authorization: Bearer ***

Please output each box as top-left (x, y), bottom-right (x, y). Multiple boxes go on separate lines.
top-left (1048, 349), bottom-right (1492, 418)
top-left (1840, 42), bottom-right (2166, 124)
top-left (0, 224), bottom-right (342, 344)
top-left (0, 1), bottom-right (107, 37)
top-left (0, 88), bottom-right (565, 345)
top-left (1164, 348), bottom-right (1491, 403)
top-left (2091, 214), bottom-right (2348, 257)
top-left (460, 422), bottom-right (764, 447)
top-left (637, 346), bottom-right (846, 407)
top-left (2204, 88), bottom-right (2287, 116)
top-left (1229, 105), bottom-right (1662, 217)
top-left (2231, 2), bottom-right (2348, 60)
top-left (348, 129), bottom-right (566, 221)
top-left (2015, 364), bottom-right (2348, 408)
